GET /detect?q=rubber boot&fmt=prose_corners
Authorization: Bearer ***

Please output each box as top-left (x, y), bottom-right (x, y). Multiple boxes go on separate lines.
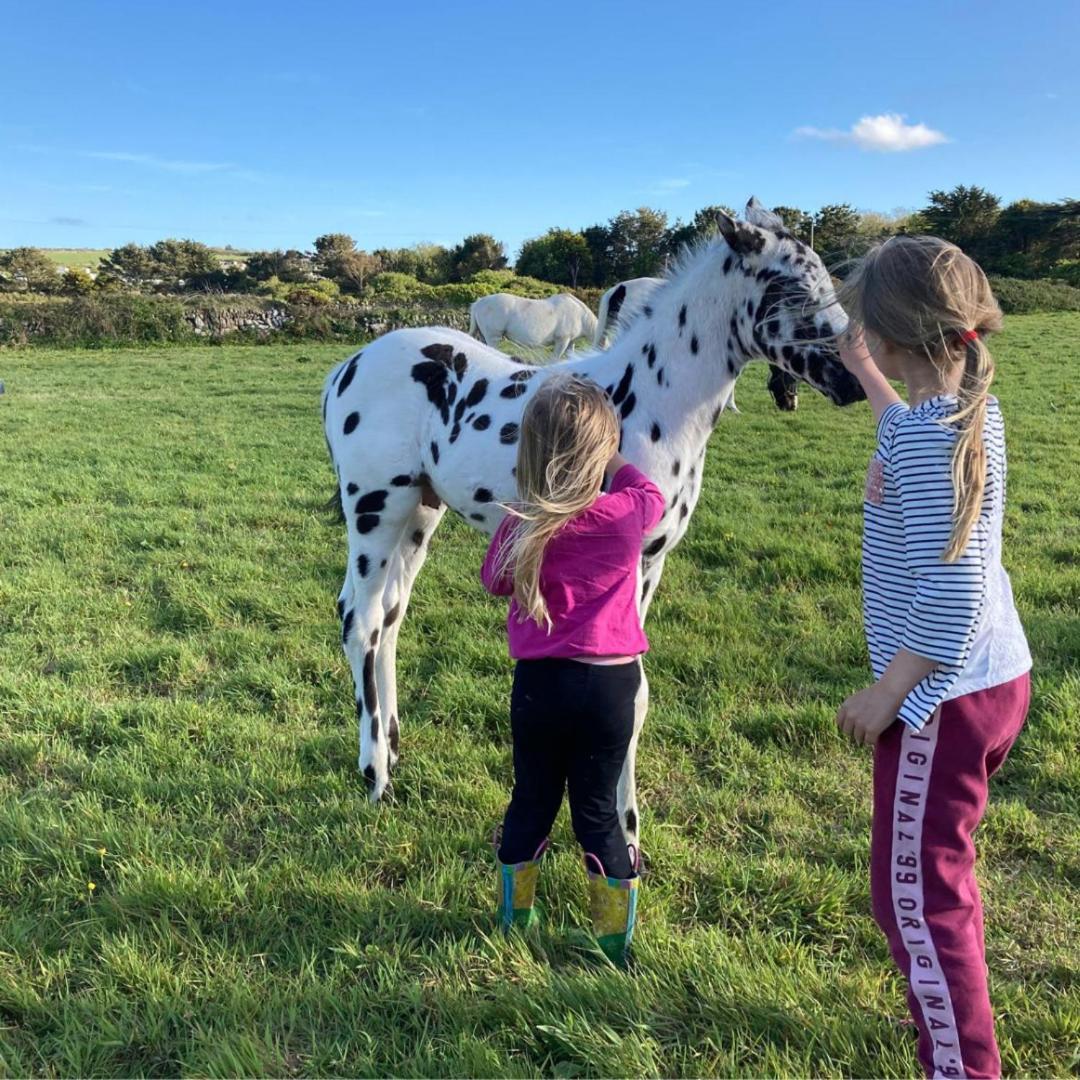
top-left (584, 846), bottom-right (639, 966)
top-left (496, 836), bottom-right (549, 933)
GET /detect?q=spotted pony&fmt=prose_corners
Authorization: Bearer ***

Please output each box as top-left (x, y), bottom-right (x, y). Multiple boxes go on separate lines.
top-left (322, 197), bottom-right (864, 843)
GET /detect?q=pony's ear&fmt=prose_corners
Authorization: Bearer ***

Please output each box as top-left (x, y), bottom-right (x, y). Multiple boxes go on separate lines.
top-left (716, 210), bottom-right (766, 257)
top-left (745, 196), bottom-right (785, 233)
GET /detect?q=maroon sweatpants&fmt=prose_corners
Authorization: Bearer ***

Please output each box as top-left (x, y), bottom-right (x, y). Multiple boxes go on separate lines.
top-left (870, 672), bottom-right (1030, 1079)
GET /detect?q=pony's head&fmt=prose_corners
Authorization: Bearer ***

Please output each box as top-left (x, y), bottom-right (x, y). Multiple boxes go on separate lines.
top-left (711, 198), bottom-right (864, 407)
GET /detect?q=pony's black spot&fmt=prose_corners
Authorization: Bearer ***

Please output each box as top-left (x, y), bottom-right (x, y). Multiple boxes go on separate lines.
top-left (510, 369), bottom-right (535, 382)
top-left (650, 422), bottom-right (661, 442)
top-left (607, 283), bottom-right (627, 320)
top-left (411, 361), bottom-right (450, 422)
top-left (355, 490), bottom-right (388, 515)
top-left (411, 529), bottom-right (425, 546)
top-left (656, 367), bottom-right (664, 385)
top-left (420, 343), bottom-right (455, 366)
top-left (362, 649), bottom-right (378, 715)
top-left (501, 382), bottom-right (528, 399)
top-left (747, 300), bottom-right (754, 318)
top-left (384, 603), bottom-right (400, 628)
top-left (620, 392), bottom-right (636, 419)
top-left (347, 482), bottom-right (358, 495)
top-left (642, 304), bottom-right (653, 317)
top-left (499, 423), bottom-right (519, 445)
top-left (355, 515), bottom-right (379, 534)
top-left (767, 319), bottom-right (780, 336)
top-left (391, 474), bottom-right (412, 487)
top-left (625, 808), bottom-right (638, 833)
top-left (643, 536), bottom-right (665, 558)
top-left (464, 378), bottom-right (489, 409)
top-left (370, 715), bottom-right (379, 741)
top-left (454, 398), bottom-right (466, 423)
top-left (341, 608), bottom-right (354, 645)
top-left (430, 441), bottom-right (440, 464)
top-left (641, 579), bottom-right (651, 601)
top-left (722, 255), bottom-right (733, 274)
top-left (472, 414), bottom-right (491, 431)
top-left (363, 764), bottom-right (376, 788)
top-left (388, 715), bottom-right (400, 755)
top-left (336, 357), bottom-right (358, 397)
top-left (679, 502), bottom-right (689, 519)
top-left (690, 334), bottom-right (699, 355)
top-left (370, 629), bottom-right (379, 647)
top-left (647, 344), bottom-right (657, 368)
top-left (672, 460), bottom-right (681, 476)
top-left (678, 305), bottom-right (686, 328)
top-left (782, 345), bottom-right (795, 360)
top-left (820, 319), bottom-right (833, 337)
top-left (343, 411), bottom-right (360, 435)
top-left (452, 351), bottom-right (468, 380)
top-left (449, 422), bottom-right (462, 443)
top-left (474, 487), bottom-right (493, 503)
top-left (611, 364), bottom-right (634, 405)
top-left (470, 513), bottom-right (485, 522)
top-left (357, 554), bottom-right (369, 577)
top-left (727, 358), bottom-right (736, 375)
top-left (446, 382), bottom-right (458, 406)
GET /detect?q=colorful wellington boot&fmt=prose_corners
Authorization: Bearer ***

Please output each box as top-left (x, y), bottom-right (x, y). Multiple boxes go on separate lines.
top-left (584, 847), bottom-right (639, 966)
top-left (496, 837), bottom-right (549, 933)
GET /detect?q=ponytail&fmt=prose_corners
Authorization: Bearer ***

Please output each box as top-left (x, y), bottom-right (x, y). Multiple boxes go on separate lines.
top-left (942, 333), bottom-right (994, 562)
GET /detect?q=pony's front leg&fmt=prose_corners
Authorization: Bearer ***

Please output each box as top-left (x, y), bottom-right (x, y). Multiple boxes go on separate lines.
top-left (616, 660), bottom-right (648, 852)
top-left (551, 336), bottom-right (571, 360)
top-left (617, 554), bottom-right (666, 850)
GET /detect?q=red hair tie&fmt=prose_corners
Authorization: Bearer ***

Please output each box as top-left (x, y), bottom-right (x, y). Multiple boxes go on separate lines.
top-left (959, 328), bottom-right (979, 343)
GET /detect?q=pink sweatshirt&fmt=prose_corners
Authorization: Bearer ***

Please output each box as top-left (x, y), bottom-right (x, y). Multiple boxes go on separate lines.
top-left (480, 464), bottom-right (666, 660)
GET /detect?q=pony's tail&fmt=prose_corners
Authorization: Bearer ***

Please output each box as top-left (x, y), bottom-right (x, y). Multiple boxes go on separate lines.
top-left (324, 487), bottom-right (345, 523)
top-left (468, 306), bottom-right (480, 339)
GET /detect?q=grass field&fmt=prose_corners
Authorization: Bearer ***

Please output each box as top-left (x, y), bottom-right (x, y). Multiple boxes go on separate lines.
top-left (1, 315), bottom-right (1078, 1077)
top-left (19, 249), bottom-right (252, 272)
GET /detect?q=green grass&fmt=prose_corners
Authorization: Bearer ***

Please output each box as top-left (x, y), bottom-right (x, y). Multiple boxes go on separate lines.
top-left (35, 249), bottom-right (109, 270)
top-left (1, 315), bottom-right (1078, 1077)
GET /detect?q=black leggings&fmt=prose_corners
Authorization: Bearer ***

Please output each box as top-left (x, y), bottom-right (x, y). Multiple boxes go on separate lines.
top-left (498, 657), bottom-right (641, 879)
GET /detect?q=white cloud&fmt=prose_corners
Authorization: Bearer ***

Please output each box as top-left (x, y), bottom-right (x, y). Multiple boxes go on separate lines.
top-left (87, 151), bottom-right (234, 174)
top-left (794, 113), bottom-right (949, 152)
top-left (653, 177), bottom-right (691, 190)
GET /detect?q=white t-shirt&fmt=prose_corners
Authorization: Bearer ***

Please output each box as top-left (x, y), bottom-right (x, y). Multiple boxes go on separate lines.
top-left (862, 395), bottom-right (1031, 731)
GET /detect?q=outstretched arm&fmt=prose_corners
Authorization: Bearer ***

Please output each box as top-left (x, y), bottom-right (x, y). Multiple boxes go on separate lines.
top-left (838, 330), bottom-right (902, 424)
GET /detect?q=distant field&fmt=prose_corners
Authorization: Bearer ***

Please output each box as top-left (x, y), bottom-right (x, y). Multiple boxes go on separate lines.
top-left (26, 249), bottom-right (251, 272)
top-left (0, 315), bottom-right (1077, 1077)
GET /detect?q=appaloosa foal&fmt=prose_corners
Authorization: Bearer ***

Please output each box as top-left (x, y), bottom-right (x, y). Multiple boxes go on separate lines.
top-left (322, 199), bottom-right (863, 847)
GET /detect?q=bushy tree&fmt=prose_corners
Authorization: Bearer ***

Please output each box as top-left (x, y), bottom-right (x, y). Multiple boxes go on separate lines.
top-left (0, 247), bottom-right (61, 293)
top-left (450, 233), bottom-right (507, 281)
top-left (148, 239), bottom-right (220, 290)
top-left (771, 206), bottom-right (813, 241)
top-left (606, 207), bottom-right (670, 280)
top-left (244, 249), bottom-right (313, 284)
top-left (373, 243), bottom-right (453, 284)
top-left (922, 186), bottom-right (1001, 260)
top-left (515, 228), bottom-right (592, 286)
top-left (813, 204), bottom-right (861, 268)
top-left (61, 267), bottom-right (94, 295)
top-left (313, 233), bottom-right (378, 294)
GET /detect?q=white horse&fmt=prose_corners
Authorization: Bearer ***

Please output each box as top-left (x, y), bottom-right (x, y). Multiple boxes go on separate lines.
top-left (322, 199), bottom-right (864, 842)
top-left (593, 277), bottom-right (666, 348)
top-left (469, 292), bottom-right (597, 359)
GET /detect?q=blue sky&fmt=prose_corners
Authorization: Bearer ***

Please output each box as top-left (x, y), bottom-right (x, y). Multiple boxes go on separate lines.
top-left (3, 0), bottom-right (1077, 258)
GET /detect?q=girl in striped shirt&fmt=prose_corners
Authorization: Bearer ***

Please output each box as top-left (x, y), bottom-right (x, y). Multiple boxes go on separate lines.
top-left (835, 236), bottom-right (1031, 1079)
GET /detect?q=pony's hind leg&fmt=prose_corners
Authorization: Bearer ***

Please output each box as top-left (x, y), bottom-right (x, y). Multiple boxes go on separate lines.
top-left (375, 499), bottom-right (446, 774)
top-left (339, 483), bottom-right (422, 802)
top-left (616, 660), bottom-right (648, 852)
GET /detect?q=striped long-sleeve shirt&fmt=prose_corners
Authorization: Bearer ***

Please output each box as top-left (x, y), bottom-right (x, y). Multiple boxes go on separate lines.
top-left (862, 395), bottom-right (1031, 731)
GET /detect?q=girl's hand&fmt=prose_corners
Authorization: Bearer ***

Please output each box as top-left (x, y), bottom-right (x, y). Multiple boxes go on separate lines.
top-left (836, 683), bottom-right (900, 746)
top-left (838, 327), bottom-right (876, 373)
top-left (605, 451), bottom-right (630, 478)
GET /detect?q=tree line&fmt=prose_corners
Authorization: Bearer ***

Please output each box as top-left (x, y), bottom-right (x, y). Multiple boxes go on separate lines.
top-left (1, 185), bottom-right (1076, 299)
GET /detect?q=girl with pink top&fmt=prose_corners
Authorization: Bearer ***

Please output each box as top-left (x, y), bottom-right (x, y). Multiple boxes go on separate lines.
top-left (481, 373), bottom-right (664, 965)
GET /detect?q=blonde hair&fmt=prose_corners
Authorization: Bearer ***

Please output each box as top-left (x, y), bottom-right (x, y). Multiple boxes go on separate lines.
top-left (839, 236), bottom-right (1003, 561)
top-left (496, 374), bottom-right (619, 629)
